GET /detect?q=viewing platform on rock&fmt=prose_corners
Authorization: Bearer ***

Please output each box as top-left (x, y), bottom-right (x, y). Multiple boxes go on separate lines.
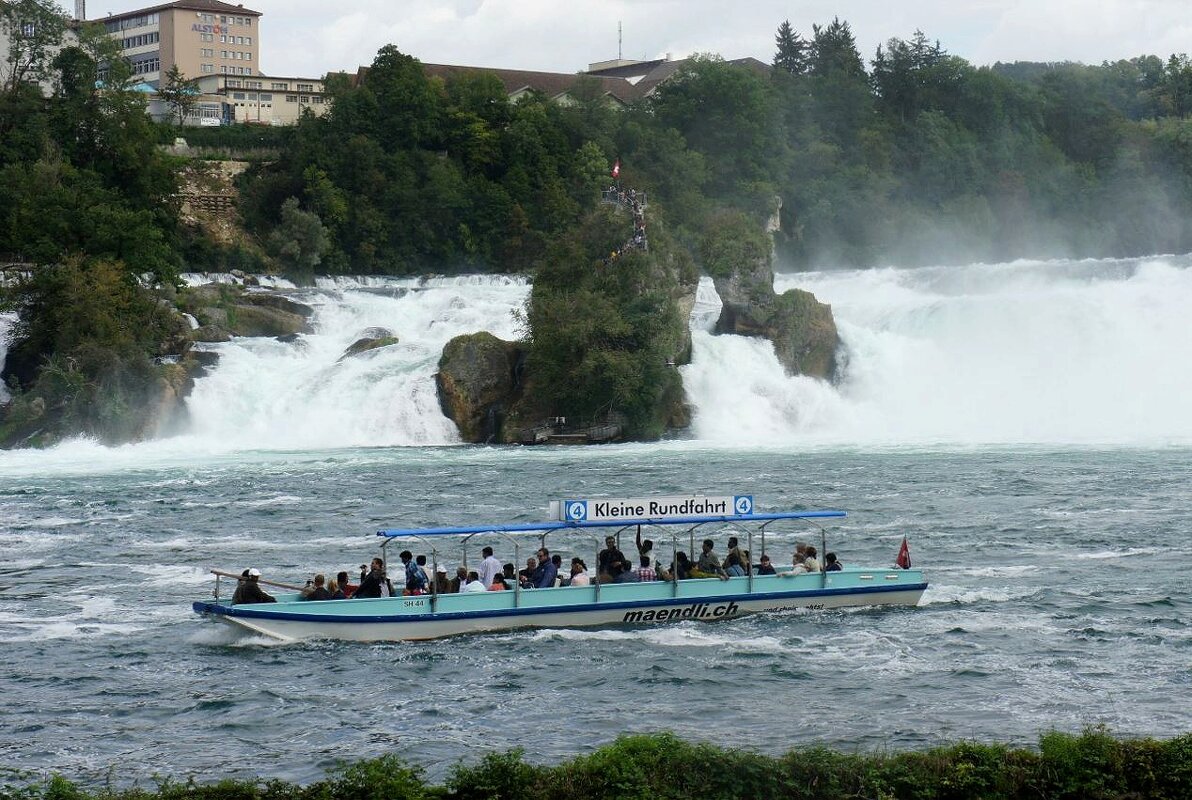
top-left (519, 417), bottom-right (622, 445)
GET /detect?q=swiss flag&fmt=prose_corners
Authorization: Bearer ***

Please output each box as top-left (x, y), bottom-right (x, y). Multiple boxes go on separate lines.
top-left (895, 536), bottom-right (911, 569)
top-left (611, 158), bottom-right (621, 179)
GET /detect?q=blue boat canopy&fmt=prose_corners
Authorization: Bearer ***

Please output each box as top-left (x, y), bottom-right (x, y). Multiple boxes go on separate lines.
top-left (377, 510), bottom-right (846, 539)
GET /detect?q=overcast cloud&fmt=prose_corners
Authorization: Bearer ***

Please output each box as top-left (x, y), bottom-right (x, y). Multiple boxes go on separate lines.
top-left (83, 0), bottom-right (1192, 78)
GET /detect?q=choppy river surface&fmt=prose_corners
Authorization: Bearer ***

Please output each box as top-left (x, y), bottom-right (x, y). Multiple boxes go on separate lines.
top-left (2, 445), bottom-right (1191, 784)
top-left (3, 256), bottom-right (1192, 784)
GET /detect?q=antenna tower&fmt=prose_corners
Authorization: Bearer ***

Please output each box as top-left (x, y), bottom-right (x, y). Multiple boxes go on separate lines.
top-left (618, 21), bottom-right (622, 60)
top-left (75, 0), bottom-right (86, 20)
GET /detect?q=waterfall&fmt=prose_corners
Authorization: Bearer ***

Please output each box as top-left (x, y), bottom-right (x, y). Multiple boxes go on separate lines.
top-left (182, 275), bottom-right (529, 450)
top-left (682, 255), bottom-right (1192, 446)
top-left (0, 312), bottom-right (15, 404)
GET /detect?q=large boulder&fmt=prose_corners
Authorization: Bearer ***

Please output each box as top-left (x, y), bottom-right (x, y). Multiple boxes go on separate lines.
top-left (705, 212), bottom-right (838, 380)
top-left (436, 332), bottom-right (523, 443)
top-left (339, 334), bottom-right (399, 361)
top-left (179, 284), bottom-right (314, 340)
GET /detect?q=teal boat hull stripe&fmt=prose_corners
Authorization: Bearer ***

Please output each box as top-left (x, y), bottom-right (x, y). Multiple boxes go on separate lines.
top-left (193, 582), bottom-right (928, 625)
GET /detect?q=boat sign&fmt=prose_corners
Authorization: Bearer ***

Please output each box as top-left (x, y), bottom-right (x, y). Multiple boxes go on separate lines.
top-left (550, 495), bottom-right (753, 522)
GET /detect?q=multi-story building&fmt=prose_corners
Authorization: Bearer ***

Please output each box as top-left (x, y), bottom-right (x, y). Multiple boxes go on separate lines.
top-left (100, 0), bottom-right (262, 88)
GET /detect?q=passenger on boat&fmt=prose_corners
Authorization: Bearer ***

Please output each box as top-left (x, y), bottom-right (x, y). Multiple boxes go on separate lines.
top-left (355, 558), bottom-right (393, 598)
top-left (598, 536), bottom-right (627, 583)
top-left (725, 551), bottom-right (747, 578)
top-left (530, 548), bottom-right (558, 588)
top-left (663, 551), bottom-right (693, 581)
top-left (302, 573), bottom-right (333, 601)
top-left (503, 563), bottom-right (516, 583)
top-left (433, 565), bottom-right (451, 593)
top-left (450, 566), bottom-right (468, 593)
top-left (634, 555), bottom-right (657, 582)
top-left (336, 570), bottom-right (357, 598)
top-left (614, 559), bottom-right (641, 583)
top-left (825, 552), bottom-right (842, 571)
top-left (462, 571), bottom-right (487, 592)
top-left (478, 546), bottom-right (502, 588)
top-left (569, 559), bottom-right (591, 586)
top-left (756, 554), bottom-right (776, 575)
top-left (232, 568), bottom-right (276, 604)
top-left (328, 578), bottom-right (345, 599)
top-left (784, 552), bottom-right (810, 577)
top-left (519, 556), bottom-right (538, 588)
top-left (635, 529), bottom-right (656, 570)
top-left (488, 573), bottom-right (507, 590)
top-left (551, 554), bottom-right (564, 587)
top-left (726, 537), bottom-right (750, 575)
top-left (400, 550), bottom-right (429, 595)
top-left (804, 546), bottom-right (822, 573)
top-left (693, 539), bottom-right (730, 580)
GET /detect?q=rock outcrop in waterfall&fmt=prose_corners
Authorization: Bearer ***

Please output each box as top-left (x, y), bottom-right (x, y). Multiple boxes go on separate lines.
top-left (701, 210), bottom-right (838, 380)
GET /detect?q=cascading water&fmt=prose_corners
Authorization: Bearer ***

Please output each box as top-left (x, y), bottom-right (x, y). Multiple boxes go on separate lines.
top-left (0, 312), bottom-right (15, 404)
top-left (182, 275), bottom-right (529, 450)
top-left (682, 255), bottom-right (1192, 446)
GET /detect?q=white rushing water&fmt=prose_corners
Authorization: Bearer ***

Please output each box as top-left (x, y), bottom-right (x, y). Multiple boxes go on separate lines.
top-left (182, 275), bottom-right (529, 450)
top-left (683, 255), bottom-right (1192, 446)
top-left (4, 256), bottom-right (1192, 465)
top-left (0, 312), bottom-right (14, 404)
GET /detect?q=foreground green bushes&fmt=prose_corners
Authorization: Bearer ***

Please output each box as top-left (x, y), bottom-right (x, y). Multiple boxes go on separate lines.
top-left (5, 729), bottom-right (1192, 800)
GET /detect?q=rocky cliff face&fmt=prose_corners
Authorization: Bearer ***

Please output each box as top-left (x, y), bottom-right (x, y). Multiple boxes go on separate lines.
top-left (436, 332), bottom-right (524, 443)
top-left (179, 284), bottom-right (315, 342)
top-left (707, 213), bottom-right (838, 380)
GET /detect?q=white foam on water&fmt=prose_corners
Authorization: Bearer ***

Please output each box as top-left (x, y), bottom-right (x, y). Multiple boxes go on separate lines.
top-left (919, 584), bottom-right (1040, 605)
top-left (531, 624), bottom-right (788, 653)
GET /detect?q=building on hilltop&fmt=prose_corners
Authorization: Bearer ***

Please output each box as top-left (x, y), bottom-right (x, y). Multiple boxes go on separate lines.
top-left (350, 54), bottom-right (772, 109)
top-left (98, 0), bottom-right (262, 88)
top-left (84, 0), bottom-right (330, 126)
top-left (584, 55), bottom-right (771, 98)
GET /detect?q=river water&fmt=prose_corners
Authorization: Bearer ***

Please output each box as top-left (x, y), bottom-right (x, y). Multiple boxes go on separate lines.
top-left (2, 257), bottom-right (1192, 785)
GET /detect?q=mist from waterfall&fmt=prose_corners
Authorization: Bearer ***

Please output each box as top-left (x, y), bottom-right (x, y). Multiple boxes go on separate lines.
top-left (682, 255), bottom-right (1192, 446)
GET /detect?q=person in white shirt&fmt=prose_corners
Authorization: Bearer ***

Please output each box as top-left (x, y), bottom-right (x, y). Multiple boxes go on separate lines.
top-left (803, 545), bottom-right (821, 573)
top-left (478, 546), bottom-right (502, 588)
top-left (569, 559), bottom-right (591, 587)
top-left (463, 571), bottom-right (488, 592)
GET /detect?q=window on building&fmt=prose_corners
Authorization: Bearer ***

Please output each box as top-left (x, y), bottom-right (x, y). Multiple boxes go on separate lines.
top-left (299, 95), bottom-right (309, 104)
top-left (246, 37), bottom-right (252, 45)
top-left (245, 18), bottom-right (252, 27)
top-left (220, 50), bottom-right (228, 58)
top-left (201, 33), bottom-right (213, 42)
top-left (232, 92), bottom-right (245, 100)
top-left (259, 93), bottom-right (272, 101)
top-left (201, 13), bottom-right (213, 22)
top-left (227, 79), bottom-right (242, 87)
top-left (286, 95), bottom-right (297, 103)
top-left (296, 83), bottom-right (313, 92)
top-left (271, 82), bottom-right (287, 90)
top-left (245, 52), bottom-right (252, 61)
top-left (220, 34), bottom-right (227, 43)
top-left (200, 63), bottom-right (214, 74)
top-left (248, 81), bottom-right (262, 89)
top-left (312, 96), bottom-right (324, 104)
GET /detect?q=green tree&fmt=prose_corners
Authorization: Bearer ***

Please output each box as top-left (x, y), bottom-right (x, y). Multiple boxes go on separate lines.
top-left (773, 20), bottom-right (810, 75)
top-left (159, 64), bottom-right (198, 125)
top-left (267, 197), bottom-right (330, 282)
top-left (0, 0), bottom-right (67, 92)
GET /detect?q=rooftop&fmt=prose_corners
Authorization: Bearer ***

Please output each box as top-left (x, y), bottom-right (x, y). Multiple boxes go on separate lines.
top-left (102, 0), bottom-right (261, 22)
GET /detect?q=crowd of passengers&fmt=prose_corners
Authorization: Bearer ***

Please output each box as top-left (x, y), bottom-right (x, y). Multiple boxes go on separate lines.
top-left (231, 534), bottom-right (844, 605)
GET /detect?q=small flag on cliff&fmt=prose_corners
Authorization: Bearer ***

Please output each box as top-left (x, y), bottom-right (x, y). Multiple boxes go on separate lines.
top-left (895, 536), bottom-right (911, 569)
top-left (611, 158), bottom-right (621, 179)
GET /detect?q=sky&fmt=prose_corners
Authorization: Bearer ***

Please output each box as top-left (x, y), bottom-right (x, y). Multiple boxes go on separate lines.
top-left (79, 0), bottom-right (1192, 79)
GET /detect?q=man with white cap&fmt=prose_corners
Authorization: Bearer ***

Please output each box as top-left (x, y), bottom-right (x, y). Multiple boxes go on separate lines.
top-left (232, 568), bottom-right (277, 604)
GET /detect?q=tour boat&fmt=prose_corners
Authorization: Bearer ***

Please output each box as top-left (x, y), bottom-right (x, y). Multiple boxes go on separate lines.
top-left (192, 495), bottom-right (927, 642)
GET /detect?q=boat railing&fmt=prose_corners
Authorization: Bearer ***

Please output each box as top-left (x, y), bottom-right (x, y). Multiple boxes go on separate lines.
top-left (375, 510), bottom-right (846, 611)
top-left (209, 568), bottom-right (305, 601)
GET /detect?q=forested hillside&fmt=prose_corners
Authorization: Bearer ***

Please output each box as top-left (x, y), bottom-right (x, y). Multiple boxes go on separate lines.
top-left (240, 19), bottom-right (1192, 273)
